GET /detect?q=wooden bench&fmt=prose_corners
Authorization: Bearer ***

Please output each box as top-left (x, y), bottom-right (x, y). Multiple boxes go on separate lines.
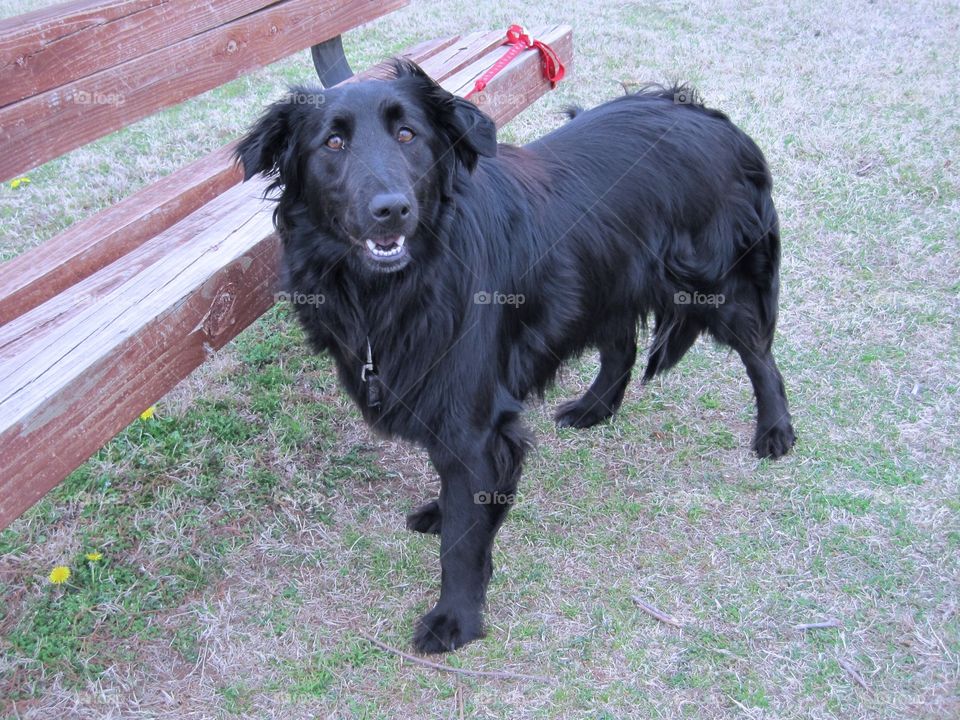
top-left (0, 0), bottom-right (574, 530)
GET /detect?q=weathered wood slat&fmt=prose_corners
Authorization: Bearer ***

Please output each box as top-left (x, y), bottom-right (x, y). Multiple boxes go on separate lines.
top-left (0, 180), bottom-right (280, 521)
top-left (0, 178), bottom-right (275, 395)
top-left (395, 34), bottom-right (461, 66)
top-left (0, 176), bottom-right (253, 362)
top-left (0, 0), bottom-right (408, 182)
top-left (0, 25), bottom-right (574, 530)
top-left (0, 35), bottom-right (449, 326)
top-left (0, 0), bottom-right (286, 108)
top-left (0, 145), bottom-right (241, 327)
top-left (417, 29), bottom-right (506, 80)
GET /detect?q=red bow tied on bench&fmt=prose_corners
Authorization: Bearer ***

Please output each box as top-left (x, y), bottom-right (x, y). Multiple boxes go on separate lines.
top-left (465, 24), bottom-right (566, 100)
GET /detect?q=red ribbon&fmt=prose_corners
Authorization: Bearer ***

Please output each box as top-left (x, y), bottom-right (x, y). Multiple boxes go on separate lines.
top-left (465, 24), bottom-right (566, 100)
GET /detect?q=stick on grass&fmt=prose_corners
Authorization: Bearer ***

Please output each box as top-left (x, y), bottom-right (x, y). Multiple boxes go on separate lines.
top-left (632, 595), bottom-right (684, 628)
top-left (358, 633), bottom-right (551, 683)
top-left (794, 618), bottom-right (842, 631)
top-left (838, 658), bottom-right (872, 692)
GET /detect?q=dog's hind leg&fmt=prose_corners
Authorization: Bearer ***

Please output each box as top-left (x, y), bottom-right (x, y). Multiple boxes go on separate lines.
top-left (737, 346), bottom-right (795, 458)
top-left (555, 323), bottom-right (637, 429)
top-left (705, 304), bottom-right (795, 459)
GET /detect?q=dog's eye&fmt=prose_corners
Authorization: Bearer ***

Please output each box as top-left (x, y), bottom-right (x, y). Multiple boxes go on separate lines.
top-left (397, 127), bottom-right (415, 143)
top-left (325, 134), bottom-right (344, 151)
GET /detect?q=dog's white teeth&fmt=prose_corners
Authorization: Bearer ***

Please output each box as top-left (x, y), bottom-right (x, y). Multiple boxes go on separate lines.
top-left (365, 235), bottom-right (406, 258)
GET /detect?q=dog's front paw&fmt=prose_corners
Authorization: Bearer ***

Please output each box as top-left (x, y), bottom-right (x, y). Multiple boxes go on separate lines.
top-left (753, 420), bottom-right (796, 459)
top-left (406, 499), bottom-right (442, 535)
top-left (554, 398), bottom-right (613, 429)
top-left (412, 606), bottom-right (484, 654)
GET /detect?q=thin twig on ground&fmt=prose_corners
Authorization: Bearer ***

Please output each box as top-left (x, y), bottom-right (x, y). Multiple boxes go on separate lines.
top-left (838, 658), bottom-right (872, 692)
top-left (357, 632), bottom-right (552, 683)
top-left (703, 645), bottom-right (747, 662)
top-left (794, 619), bottom-right (842, 631)
top-left (632, 595), bottom-right (684, 628)
top-left (726, 694), bottom-right (761, 718)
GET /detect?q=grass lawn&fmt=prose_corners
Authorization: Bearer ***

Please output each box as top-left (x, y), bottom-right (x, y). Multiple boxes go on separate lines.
top-left (1, 0), bottom-right (958, 717)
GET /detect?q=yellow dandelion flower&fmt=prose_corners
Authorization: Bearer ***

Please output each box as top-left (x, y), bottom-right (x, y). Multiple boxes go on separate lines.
top-left (85, 552), bottom-right (103, 562)
top-left (48, 566), bottom-right (71, 584)
top-left (139, 406), bottom-right (156, 421)
top-left (10, 177), bottom-right (30, 189)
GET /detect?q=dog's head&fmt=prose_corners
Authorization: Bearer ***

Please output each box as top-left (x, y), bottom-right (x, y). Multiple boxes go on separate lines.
top-left (236, 60), bottom-right (497, 275)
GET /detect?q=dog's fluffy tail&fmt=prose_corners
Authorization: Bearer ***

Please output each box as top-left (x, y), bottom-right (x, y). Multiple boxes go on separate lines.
top-left (619, 81), bottom-right (705, 107)
top-left (565, 81), bottom-right (703, 121)
top-left (642, 315), bottom-right (703, 383)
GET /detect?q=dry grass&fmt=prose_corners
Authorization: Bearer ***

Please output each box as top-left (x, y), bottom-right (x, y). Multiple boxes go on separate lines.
top-left (2, 0), bottom-right (959, 718)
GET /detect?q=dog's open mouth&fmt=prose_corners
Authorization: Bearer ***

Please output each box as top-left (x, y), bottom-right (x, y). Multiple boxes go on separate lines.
top-left (360, 234), bottom-right (410, 272)
top-left (365, 234), bottom-right (406, 258)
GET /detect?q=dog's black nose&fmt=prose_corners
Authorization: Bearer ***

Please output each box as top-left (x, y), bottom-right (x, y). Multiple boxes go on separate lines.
top-left (369, 193), bottom-right (411, 224)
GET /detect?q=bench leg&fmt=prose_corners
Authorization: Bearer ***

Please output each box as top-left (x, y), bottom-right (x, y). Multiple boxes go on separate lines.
top-left (311, 35), bottom-right (354, 87)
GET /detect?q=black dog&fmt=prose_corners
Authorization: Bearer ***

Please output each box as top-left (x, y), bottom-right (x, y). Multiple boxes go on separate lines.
top-left (237, 60), bottom-right (795, 653)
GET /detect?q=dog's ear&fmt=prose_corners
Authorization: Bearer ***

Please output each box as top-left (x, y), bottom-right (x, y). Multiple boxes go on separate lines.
top-left (447, 96), bottom-right (498, 171)
top-left (236, 100), bottom-right (291, 181)
top-left (392, 59), bottom-right (497, 172)
top-left (236, 89), bottom-right (314, 182)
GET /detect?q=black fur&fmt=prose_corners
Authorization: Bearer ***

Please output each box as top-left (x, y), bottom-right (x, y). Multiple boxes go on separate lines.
top-left (237, 60), bottom-right (795, 653)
